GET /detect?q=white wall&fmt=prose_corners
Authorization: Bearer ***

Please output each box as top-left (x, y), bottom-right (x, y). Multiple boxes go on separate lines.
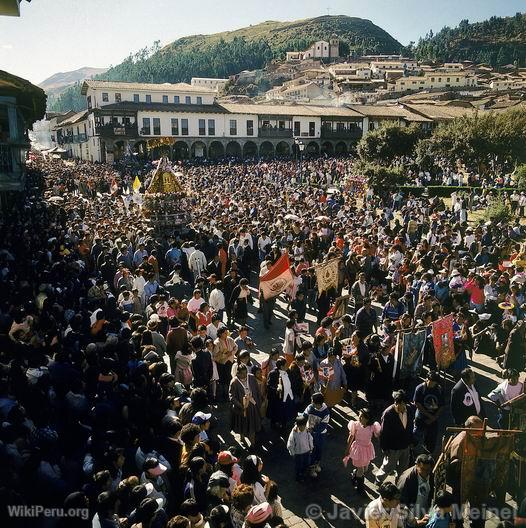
top-left (292, 116), bottom-right (321, 138)
top-left (136, 111), bottom-right (256, 138)
top-left (86, 87), bottom-right (216, 109)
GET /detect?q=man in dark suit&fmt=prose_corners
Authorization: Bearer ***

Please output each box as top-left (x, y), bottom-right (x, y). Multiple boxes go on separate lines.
top-left (397, 454), bottom-right (435, 519)
top-left (376, 390), bottom-right (414, 485)
top-left (450, 368), bottom-right (484, 426)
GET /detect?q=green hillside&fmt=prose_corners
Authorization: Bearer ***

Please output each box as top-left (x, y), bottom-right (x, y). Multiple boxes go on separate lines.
top-left (50, 15), bottom-right (401, 111)
top-left (414, 12), bottom-right (526, 67)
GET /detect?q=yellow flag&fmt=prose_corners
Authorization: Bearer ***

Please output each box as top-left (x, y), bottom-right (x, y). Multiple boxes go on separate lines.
top-left (132, 176), bottom-right (141, 193)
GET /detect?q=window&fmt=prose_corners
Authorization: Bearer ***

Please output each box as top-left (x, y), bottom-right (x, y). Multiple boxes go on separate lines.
top-left (142, 118), bottom-right (151, 135)
top-left (438, 78), bottom-right (442, 82)
top-left (162, 95), bottom-right (168, 104)
top-left (294, 121), bottom-right (301, 136)
top-left (199, 119), bottom-right (206, 135)
top-left (247, 120), bottom-right (254, 136)
top-left (196, 96), bottom-right (202, 105)
top-left (153, 118), bottom-right (161, 135)
top-left (181, 119), bottom-right (189, 135)
top-left (229, 119), bottom-right (237, 135)
top-left (208, 119), bottom-right (215, 136)
top-left (102, 93), bottom-right (109, 102)
top-left (456, 78), bottom-right (460, 82)
top-left (133, 94), bottom-right (139, 103)
top-left (146, 94), bottom-right (152, 103)
top-left (278, 120), bottom-right (285, 129)
top-left (447, 78), bottom-right (451, 83)
top-left (87, 96), bottom-right (92, 109)
top-left (171, 118), bottom-right (179, 135)
top-left (115, 93), bottom-right (121, 103)
top-left (309, 122), bottom-right (315, 136)
top-left (174, 95), bottom-right (180, 104)
top-left (185, 96), bottom-right (191, 104)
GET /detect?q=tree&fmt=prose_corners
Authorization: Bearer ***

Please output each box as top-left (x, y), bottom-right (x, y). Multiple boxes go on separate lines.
top-left (357, 123), bottom-right (423, 164)
top-left (355, 162), bottom-right (408, 191)
top-left (514, 164), bottom-right (526, 191)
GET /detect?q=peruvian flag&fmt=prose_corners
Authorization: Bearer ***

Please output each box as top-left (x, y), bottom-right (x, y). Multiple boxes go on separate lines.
top-left (259, 253), bottom-right (293, 300)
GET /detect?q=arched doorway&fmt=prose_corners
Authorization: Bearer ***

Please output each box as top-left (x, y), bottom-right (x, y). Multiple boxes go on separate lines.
top-left (306, 141), bottom-right (319, 156)
top-left (335, 141), bottom-right (347, 155)
top-left (259, 141), bottom-right (274, 158)
top-left (191, 141), bottom-right (207, 158)
top-left (173, 141), bottom-right (189, 159)
top-left (321, 142), bottom-right (334, 156)
top-left (209, 141), bottom-right (225, 159)
top-left (225, 141), bottom-right (242, 158)
top-left (243, 141), bottom-right (258, 159)
top-left (114, 141), bottom-right (126, 160)
top-left (133, 140), bottom-right (148, 159)
top-left (275, 141), bottom-right (290, 157)
top-left (151, 144), bottom-right (171, 160)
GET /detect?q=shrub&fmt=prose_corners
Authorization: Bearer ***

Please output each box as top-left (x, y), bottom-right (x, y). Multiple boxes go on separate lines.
top-left (484, 201), bottom-right (512, 224)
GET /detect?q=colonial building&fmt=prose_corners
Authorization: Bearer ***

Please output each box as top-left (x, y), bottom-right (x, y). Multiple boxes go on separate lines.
top-left (386, 71), bottom-right (478, 93)
top-left (0, 70), bottom-right (46, 199)
top-left (54, 79), bottom-right (369, 161)
top-left (286, 36), bottom-right (340, 62)
top-left (190, 78), bottom-right (229, 92)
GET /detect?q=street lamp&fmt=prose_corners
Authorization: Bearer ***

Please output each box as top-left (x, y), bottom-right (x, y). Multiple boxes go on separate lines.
top-left (295, 139), bottom-right (305, 184)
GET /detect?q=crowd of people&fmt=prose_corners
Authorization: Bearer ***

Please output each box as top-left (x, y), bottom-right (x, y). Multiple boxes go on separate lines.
top-left (0, 152), bottom-right (525, 528)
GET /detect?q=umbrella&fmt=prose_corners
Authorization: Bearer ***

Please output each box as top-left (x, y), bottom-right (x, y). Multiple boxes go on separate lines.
top-left (315, 215), bottom-right (330, 222)
top-left (327, 187), bottom-right (339, 194)
top-left (48, 196), bottom-right (64, 203)
top-left (285, 213), bottom-right (300, 221)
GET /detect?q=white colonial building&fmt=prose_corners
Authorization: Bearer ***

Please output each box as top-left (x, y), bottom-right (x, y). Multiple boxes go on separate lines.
top-left (286, 36), bottom-right (340, 62)
top-left (52, 79), bottom-right (374, 161)
top-left (191, 78), bottom-right (229, 92)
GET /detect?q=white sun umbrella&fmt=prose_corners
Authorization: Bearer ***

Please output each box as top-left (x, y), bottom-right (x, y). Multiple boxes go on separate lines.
top-left (284, 213), bottom-right (300, 221)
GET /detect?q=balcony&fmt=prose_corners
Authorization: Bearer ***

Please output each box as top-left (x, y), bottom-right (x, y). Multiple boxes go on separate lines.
top-left (321, 127), bottom-right (363, 140)
top-left (95, 124), bottom-right (138, 138)
top-left (258, 127), bottom-right (293, 138)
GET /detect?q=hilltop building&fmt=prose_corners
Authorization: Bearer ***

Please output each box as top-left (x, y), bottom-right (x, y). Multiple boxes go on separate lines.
top-left (286, 36), bottom-right (340, 62)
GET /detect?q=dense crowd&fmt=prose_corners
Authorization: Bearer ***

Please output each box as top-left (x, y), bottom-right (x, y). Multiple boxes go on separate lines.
top-left (0, 153), bottom-right (525, 528)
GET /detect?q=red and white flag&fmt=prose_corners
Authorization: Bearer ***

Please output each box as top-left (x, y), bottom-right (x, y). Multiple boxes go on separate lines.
top-left (259, 253), bottom-right (293, 300)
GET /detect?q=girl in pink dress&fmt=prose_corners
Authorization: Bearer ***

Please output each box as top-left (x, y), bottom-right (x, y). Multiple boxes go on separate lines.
top-left (343, 409), bottom-right (380, 494)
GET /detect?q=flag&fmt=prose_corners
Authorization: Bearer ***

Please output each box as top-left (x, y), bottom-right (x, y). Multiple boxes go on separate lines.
top-left (315, 258), bottom-right (340, 295)
top-left (132, 176), bottom-right (141, 193)
top-left (259, 253), bottom-right (293, 300)
top-left (110, 178), bottom-right (118, 194)
top-left (327, 295), bottom-right (349, 319)
top-left (393, 329), bottom-right (426, 380)
top-left (432, 314), bottom-right (455, 369)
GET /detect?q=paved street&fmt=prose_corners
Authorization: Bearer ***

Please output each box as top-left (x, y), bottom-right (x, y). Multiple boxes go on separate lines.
top-left (209, 285), bottom-right (513, 528)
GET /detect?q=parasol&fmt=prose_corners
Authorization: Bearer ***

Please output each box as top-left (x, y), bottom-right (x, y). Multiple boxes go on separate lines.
top-left (284, 213), bottom-right (300, 221)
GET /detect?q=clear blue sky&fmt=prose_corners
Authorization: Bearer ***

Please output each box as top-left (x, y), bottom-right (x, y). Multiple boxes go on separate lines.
top-left (1, 0), bottom-right (524, 85)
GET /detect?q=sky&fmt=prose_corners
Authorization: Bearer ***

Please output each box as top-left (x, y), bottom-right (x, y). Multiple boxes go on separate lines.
top-left (1, 0), bottom-right (525, 85)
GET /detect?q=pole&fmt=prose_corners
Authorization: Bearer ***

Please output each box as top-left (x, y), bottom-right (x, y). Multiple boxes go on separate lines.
top-left (299, 147), bottom-right (303, 184)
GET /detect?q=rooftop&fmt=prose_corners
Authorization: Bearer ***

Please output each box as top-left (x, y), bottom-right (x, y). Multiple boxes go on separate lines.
top-left (81, 80), bottom-right (216, 95)
top-left (93, 101), bottom-right (230, 114)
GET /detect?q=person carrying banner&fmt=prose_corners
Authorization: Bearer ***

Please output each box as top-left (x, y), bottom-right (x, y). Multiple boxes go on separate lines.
top-left (450, 368), bottom-right (485, 426)
top-left (413, 371), bottom-right (445, 453)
